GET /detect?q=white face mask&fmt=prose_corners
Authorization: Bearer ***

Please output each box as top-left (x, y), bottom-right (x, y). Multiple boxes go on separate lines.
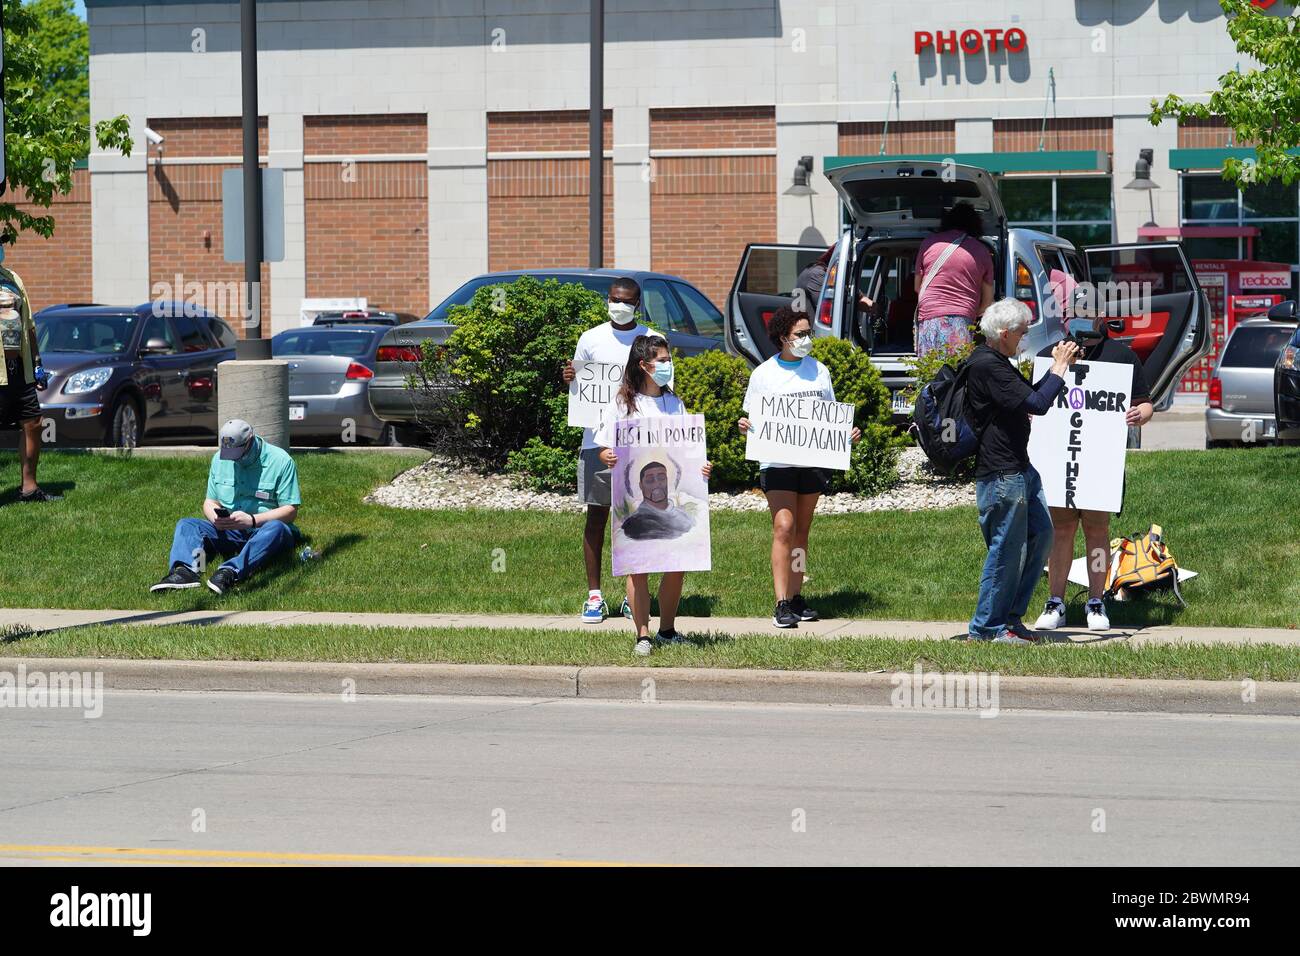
top-left (608, 301), bottom-right (637, 326)
top-left (789, 334), bottom-right (813, 358)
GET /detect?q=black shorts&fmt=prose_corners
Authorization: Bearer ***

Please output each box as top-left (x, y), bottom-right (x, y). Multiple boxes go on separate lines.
top-left (0, 357), bottom-right (41, 429)
top-left (760, 466), bottom-right (832, 496)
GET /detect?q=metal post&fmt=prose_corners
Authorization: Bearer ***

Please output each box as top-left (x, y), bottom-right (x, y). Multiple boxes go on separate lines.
top-left (238, 0), bottom-right (269, 358)
top-left (589, 0), bottom-right (604, 267)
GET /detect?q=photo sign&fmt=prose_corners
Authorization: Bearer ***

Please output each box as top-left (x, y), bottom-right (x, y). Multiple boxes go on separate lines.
top-left (567, 360), bottom-right (623, 429)
top-left (744, 394), bottom-right (855, 471)
top-left (611, 413), bottom-right (711, 576)
top-left (1027, 357), bottom-right (1133, 513)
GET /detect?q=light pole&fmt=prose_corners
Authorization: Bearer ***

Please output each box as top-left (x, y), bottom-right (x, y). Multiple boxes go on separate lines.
top-left (239, 0), bottom-right (268, 359)
top-left (589, 0), bottom-right (603, 267)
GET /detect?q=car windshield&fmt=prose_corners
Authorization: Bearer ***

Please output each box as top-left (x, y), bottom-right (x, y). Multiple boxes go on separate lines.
top-left (426, 275), bottom-right (616, 321)
top-left (1219, 325), bottom-right (1295, 369)
top-left (272, 329), bottom-right (379, 358)
top-left (37, 313), bottom-right (139, 354)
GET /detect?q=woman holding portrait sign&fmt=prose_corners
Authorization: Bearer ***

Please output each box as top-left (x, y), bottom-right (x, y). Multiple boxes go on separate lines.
top-left (594, 335), bottom-right (713, 657)
top-left (738, 307), bottom-right (860, 629)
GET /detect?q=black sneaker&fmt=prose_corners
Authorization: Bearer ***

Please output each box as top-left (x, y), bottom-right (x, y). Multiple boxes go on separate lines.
top-left (790, 593), bottom-right (818, 622)
top-left (18, 487), bottom-right (63, 503)
top-left (150, 564), bottom-right (200, 593)
top-left (773, 599), bottom-right (800, 628)
top-left (655, 628), bottom-right (689, 645)
top-left (207, 567), bottom-right (239, 595)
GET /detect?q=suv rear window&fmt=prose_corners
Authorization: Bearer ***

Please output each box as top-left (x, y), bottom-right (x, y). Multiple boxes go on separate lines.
top-left (740, 248), bottom-right (823, 295)
top-left (1219, 325), bottom-right (1295, 368)
top-left (1085, 246), bottom-right (1193, 294)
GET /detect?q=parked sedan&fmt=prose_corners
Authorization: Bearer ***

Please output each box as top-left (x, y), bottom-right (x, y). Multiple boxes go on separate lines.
top-left (368, 269), bottom-right (727, 437)
top-left (272, 325), bottom-right (397, 445)
top-left (1205, 312), bottom-right (1297, 448)
top-left (33, 303), bottom-right (238, 448)
top-left (1271, 300), bottom-right (1300, 444)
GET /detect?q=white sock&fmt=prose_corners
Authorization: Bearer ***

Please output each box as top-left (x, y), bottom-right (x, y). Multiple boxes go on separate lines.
top-left (1050, 595), bottom-right (1065, 606)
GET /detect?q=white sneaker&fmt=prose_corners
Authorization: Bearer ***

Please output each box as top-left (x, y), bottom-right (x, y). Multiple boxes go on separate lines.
top-left (1034, 599), bottom-right (1067, 631)
top-left (1085, 599), bottom-right (1110, 631)
top-left (634, 638), bottom-right (653, 657)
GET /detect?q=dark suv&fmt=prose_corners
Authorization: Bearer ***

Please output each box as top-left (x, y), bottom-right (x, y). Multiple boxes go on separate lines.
top-left (32, 302), bottom-right (239, 448)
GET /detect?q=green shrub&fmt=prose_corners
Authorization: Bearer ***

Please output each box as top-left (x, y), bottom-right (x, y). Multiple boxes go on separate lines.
top-left (672, 349), bottom-right (759, 489)
top-left (407, 276), bottom-right (607, 483)
top-left (505, 437), bottom-right (578, 493)
top-left (810, 338), bottom-right (905, 497)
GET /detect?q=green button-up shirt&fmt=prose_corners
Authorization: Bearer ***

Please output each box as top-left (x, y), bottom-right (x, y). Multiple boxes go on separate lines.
top-left (205, 438), bottom-right (302, 532)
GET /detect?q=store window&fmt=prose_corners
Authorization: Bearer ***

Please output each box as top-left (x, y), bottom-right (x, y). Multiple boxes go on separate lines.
top-left (1180, 172), bottom-right (1300, 263)
top-left (1000, 176), bottom-right (1113, 247)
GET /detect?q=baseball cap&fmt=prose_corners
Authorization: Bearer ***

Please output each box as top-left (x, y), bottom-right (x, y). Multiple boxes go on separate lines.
top-left (219, 419), bottom-right (256, 460)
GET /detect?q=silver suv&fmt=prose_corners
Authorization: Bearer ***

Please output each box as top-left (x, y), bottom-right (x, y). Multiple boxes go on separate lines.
top-left (1205, 314), bottom-right (1298, 447)
top-left (728, 160), bottom-right (1211, 417)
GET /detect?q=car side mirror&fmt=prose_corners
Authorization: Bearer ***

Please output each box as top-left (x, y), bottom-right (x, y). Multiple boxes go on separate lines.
top-left (140, 337), bottom-right (170, 354)
top-left (1267, 300), bottom-right (1297, 322)
top-left (1105, 319), bottom-right (1127, 334)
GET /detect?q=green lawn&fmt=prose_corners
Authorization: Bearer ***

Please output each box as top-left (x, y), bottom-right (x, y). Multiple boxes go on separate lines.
top-left (0, 446), bottom-right (1297, 629)
top-left (4, 623), bottom-right (1299, 681)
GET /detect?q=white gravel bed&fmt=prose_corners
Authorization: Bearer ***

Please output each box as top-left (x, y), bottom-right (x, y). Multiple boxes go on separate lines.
top-left (364, 447), bottom-right (975, 514)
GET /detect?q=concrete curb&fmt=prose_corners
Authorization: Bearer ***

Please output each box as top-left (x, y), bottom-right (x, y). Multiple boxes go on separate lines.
top-left (5, 657), bottom-right (1297, 716)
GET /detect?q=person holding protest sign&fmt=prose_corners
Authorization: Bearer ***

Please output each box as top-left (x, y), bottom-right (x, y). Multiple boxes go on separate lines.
top-left (563, 278), bottom-right (655, 624)
top-left (1033, 316), bottom-right (1154, 631)
top-left (737, 307), bottom-right (860, 628)
top-left (913, 202), bottom-right (994, 358)
top-left (966, 299), bottom-right (1079, 644)
top-left (594, 335), bottom-right (713, 657)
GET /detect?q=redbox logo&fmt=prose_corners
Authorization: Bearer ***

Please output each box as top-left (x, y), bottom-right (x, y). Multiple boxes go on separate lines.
top-left (1239, 271), bottom-right (1290, 289)
top-left (915, 28), bottom-right (1028, 55)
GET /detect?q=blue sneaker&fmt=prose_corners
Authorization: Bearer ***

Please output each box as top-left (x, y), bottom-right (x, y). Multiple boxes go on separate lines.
top-left (582, 595), bottom-right (608, 624)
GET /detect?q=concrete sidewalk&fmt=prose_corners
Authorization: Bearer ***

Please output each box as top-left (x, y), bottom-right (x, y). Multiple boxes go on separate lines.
top-left (1, 606), bottom-right (1296, 647)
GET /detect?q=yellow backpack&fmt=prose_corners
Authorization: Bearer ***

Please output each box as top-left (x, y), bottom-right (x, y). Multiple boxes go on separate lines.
top-left (1106, 524), bottom-right (1186, 606)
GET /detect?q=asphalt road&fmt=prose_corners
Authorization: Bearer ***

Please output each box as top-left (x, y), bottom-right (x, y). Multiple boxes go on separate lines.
top-left (1, 691), bottom-right (1296, 866)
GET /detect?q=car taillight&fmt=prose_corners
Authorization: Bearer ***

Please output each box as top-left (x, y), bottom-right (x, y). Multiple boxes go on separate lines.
top-left (1208, 377), bottom-right (1222, 408)
top-left (346, 362), bottom-right (374, 380)
top-left (817, 295), bottom-right (833, 327)
top-left (376, 345), bottom-right (421, 362)
top-left (1015, 259), bottom-right (1037, 320)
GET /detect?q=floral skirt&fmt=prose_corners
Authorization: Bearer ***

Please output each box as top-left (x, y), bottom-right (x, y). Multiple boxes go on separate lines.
top-left (916, 314), bottom-right (974, 358)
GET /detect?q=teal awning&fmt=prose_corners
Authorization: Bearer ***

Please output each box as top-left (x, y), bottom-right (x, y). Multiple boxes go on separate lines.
top-left (1168, 146), bottom-right (1300, 170)
top-left (824, 150), bottom-right (1110, 174)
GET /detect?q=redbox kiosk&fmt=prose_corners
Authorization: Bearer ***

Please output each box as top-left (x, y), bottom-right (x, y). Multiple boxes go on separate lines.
top-left (1181, 260), bottom-right (1292, 392)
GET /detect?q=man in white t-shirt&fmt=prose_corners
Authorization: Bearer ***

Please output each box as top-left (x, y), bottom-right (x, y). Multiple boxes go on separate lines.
top-left (561, 277), bottom-right (662, 623)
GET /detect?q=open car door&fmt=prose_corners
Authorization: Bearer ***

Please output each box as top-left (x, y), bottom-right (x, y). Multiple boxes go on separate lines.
top-left (727, 242), bottom-right (828, 365)
top-left (1082, 242), bottom-right (1211, 408)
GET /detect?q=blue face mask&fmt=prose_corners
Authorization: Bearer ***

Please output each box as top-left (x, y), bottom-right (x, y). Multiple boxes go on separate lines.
top-left (650, 361), bottom-right (674, 387)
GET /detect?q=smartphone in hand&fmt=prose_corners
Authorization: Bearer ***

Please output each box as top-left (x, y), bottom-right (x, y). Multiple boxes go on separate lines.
top-left (215, 508), bottom-right (231, 519)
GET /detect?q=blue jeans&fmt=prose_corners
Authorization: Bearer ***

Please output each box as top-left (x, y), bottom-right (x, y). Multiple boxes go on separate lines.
top-left (167, 517), bottom-right (297, 581)
top-left (969, 467), bottom-right (1054, 639)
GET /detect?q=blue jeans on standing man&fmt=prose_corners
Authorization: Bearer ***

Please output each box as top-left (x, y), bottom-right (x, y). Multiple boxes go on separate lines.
top-left (969, 466), bottom-right (1054, 639)
top-left (167, 517), bottom-right (297, 581)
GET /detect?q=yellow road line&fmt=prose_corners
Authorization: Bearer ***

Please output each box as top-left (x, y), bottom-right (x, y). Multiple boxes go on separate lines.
top-left (0, 844), bottom-right (655, 867)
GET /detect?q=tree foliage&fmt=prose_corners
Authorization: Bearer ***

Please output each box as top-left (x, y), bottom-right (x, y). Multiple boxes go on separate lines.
top-left (1150, 0), bottom-right (1300, 188)
top-left (2, 0), bottom-right (133, 243)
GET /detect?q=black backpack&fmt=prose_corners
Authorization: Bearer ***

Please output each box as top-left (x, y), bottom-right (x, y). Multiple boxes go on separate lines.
top-left (909, 360), bottom-right (984, 475)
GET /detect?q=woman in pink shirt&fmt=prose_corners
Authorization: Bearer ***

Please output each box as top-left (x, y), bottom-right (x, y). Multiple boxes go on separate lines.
top-left (912, 202), bottom-right (994, 358)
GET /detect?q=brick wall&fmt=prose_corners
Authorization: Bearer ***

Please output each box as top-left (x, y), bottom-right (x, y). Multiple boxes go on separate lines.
top-left (304, 114), bottom-right (429, 315)
top-left (486, 111), bottom-right (614, 271)
top-left (993, 117), bottom-right (1113, 154)
top-left (838, 120), bottom-right (956, 157)
top-left (650, 106), bottom-right (776, 307)
top-left (2, 168), bottom-right (93, 311)
top-left (1178, 117), bottom-right (1251, 148)
top-left (147, 117), bottom-right (271, 336)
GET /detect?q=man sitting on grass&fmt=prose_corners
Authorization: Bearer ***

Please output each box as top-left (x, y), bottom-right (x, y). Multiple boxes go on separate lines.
top-left (150, 419), bottom-right (301, 596)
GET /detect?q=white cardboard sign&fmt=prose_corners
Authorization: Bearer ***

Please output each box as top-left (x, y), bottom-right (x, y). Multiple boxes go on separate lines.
top-left (1027, 357), bottom-right (1132, 513)
top-left (745, 394), bottom-right (855, 471)
top-left (567, 360), bottom-right (624, 429)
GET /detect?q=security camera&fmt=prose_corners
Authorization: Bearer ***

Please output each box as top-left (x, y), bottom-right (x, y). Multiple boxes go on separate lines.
top-left (144, 127), bottom-right (164, 146)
